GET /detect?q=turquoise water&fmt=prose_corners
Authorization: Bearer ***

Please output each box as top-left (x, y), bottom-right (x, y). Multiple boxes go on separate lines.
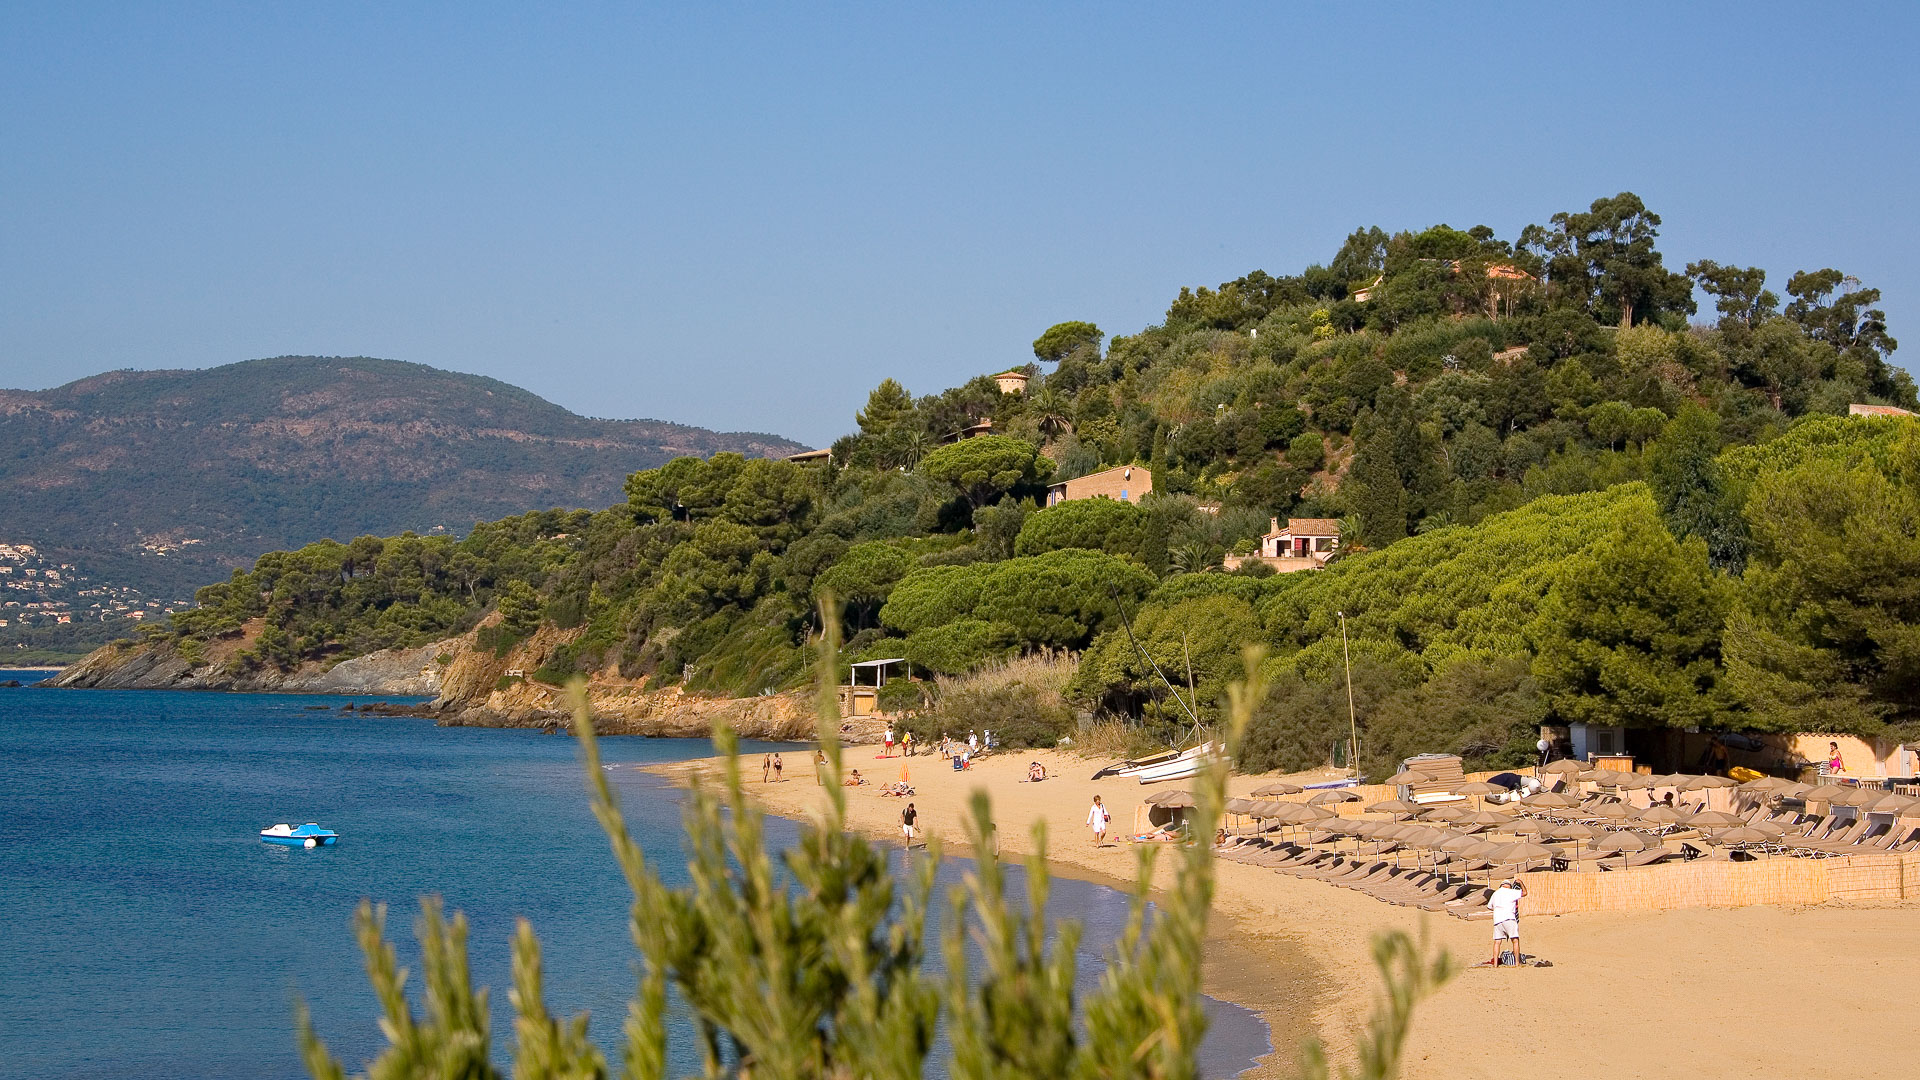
top-left (0, 683), bottom-right (1268, 1078)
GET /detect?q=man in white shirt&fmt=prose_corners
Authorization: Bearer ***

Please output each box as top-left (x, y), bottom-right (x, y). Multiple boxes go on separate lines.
top-left (1489, 878), bottom-right (1526, 966)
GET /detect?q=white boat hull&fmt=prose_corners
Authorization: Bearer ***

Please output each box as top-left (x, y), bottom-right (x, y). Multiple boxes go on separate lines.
top-left (1135, 743), bottom-right (1217, 784)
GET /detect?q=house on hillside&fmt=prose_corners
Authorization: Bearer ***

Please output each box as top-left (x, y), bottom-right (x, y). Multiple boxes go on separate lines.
top-left (992, 370), bottom-right (1029, 395)
top-left (1045, 464), bottom-right (1151, 507)
top-left (1223, 517), bottom-right (1341, 573)
top-left (1849, 403), bottom-right (1915, 418)
top-left (941, 419), bottom-right (995, 443)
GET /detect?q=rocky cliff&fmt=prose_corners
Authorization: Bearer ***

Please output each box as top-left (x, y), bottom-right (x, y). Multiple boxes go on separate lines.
top-left (50, 619), bottom-right (835, 742)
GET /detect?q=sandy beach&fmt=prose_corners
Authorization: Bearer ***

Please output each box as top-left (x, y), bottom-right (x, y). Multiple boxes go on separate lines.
top-left (648, 746), bottom-right (1918, 1078)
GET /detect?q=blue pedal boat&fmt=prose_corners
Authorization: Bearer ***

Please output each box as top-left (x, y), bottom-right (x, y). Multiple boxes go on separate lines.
top-left (260, 822), bottom-right (338, 848)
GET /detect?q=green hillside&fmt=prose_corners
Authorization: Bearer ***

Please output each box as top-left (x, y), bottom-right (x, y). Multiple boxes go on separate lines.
top-left (140, 193), bottom-right (1918, 775)
top-left (0, 355), bottom-right (803, 620)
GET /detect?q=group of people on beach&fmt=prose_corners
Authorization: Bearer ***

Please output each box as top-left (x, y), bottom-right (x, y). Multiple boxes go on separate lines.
top-left (760, 753), bottom-right (785, 782)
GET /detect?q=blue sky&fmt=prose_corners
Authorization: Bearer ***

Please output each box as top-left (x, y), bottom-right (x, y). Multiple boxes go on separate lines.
top-left (3, 4), bottom-right (1914, 446)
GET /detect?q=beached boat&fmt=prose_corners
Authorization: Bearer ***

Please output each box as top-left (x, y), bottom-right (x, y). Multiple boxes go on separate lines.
top-left (1091, 748), bottom-right (1181, 780)
top-left (259, 823), bottom-right (338, 848)
top-left (1134, 743), bottom-right (1218, 785)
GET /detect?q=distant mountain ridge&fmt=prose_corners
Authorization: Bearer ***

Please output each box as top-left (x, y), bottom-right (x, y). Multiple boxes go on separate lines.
top-left (0, 356), bottom-right (805, 609)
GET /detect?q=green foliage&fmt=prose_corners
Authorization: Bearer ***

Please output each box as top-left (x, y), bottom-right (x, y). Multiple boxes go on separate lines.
top-left (1647, 403), bottom-right (1748, 571)
top-left (882, 549), bottom-right (1154, 651)
top-left (814, 542), bottom-right (916, 629)
top-left (1529, 505), bottom-right (1732, 730)
top-left (1013, 497), bottom-right (1147, 560)
top-left (1726, 434), bottom-right (1920, 735)
top-left (1032, 321), bottom-right (1104, 364)
top-left (917, 436), bottom-right (1050, 510)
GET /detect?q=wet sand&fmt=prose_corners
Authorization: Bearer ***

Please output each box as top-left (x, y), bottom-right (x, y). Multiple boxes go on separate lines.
top-left (650, 748), bottom-right (1919, 1079)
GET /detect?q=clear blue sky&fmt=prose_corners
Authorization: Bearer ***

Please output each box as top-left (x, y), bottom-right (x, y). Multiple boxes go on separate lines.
top-left (3, 4), bottom-right (1915, 446)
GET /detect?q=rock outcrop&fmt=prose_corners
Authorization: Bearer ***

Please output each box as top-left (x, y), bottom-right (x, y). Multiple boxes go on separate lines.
top-left (50, 619), bottom-right (834, 742)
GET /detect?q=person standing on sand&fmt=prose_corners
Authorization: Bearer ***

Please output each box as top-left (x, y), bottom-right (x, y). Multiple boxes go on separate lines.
top-left (1087, 795), bottom-right (1109, 846)
top-left (901, 802), bottom-right (918, 847)
top-left (762, 754), bottom-right (772, 784)
top-left (1489, 878), bottom-right (1526, 966)
top-left (773, 754), bottom-right (784, 782)
top-left (883, 725), bottom-right (894, 758)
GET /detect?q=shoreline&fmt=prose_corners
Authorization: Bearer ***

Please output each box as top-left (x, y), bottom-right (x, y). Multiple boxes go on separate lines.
top-left (643, 750), bottom-right (1326, 1078)
top-left (648, 747), bottom-right (1920, 1080)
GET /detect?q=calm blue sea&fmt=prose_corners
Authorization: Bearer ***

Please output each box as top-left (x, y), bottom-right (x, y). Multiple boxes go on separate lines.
top-left (0, 681), bottom-right (1268, 1079)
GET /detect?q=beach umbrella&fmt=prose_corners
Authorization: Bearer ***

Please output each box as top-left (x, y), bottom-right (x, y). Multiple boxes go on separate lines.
top-left (1737, 776), bottom-right (1784, 793)
top-left (1862, 792), bottom-right (1919, 813)
top-left (1386, 769), bottom-right (1432, 785)
top-left (1503, 818), bottom-right (1552, 836)
top-left (1223, 797), bottom-right (1260, 817)
top-left (1684, 774), bottom-right (1739, 790)
top-left (1145, 789), bottom-right (1197, 808)
top-left (1458, 780), bottom-right (1509, 796)
top-left (1439, 833), bottom-right (1487, 853)
top-left (1547, 822), bottom-right (1602, 840)
top-left (1584, 802), bottom-right (1638, 821)
top-left (1801, 784), bottom-right (1849, 804)
top-left (1251, 781), bottom-right (1304, 797)
top-left (1592, 831), bottom-right (1650, 855)
top-left (1639, 805), bottom-right (1690, 826)
top-left (1577, 770), bottom-right (1611, 782)
top-left (1710, 827), bottom-right (1775, 846)
top-left (1454, 808), bottom-right (1514, 827)
top-left (1827, 787), bottom-right (1880, 807)
top-left (1613, 772), bottom-right (1656, 790)
top-left (1368, 799), bottom-right (1421, 818)
top-left (1497, 841), bottom-right (1558, 867)
top-left (1521, 791), bottom-right (1581, 810)
top-left (1687, 810), bottom-right (1744, 828)
top-left (1309, 788), bottom-right (1363, 805)
top-left (1543, 759), bottom-right (1585, 775)
top-left (1775, 782), bottom-right (1812, 799)
top-left (1420, 804), bottom-right (1468, 822)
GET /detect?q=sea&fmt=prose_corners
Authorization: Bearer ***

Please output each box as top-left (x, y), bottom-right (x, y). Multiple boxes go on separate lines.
top-left (0, 680), bottom-right (1270, 1079)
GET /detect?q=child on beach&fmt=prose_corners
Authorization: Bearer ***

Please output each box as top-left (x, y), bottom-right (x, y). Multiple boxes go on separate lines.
top-left (1087, 795), bottom-right (1109, 846)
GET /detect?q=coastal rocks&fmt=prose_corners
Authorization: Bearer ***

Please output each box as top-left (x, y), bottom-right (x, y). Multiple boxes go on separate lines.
top-left (438, 684), bottom-right (816, 741)
top-left (48, 637), bottom-right (458, 696)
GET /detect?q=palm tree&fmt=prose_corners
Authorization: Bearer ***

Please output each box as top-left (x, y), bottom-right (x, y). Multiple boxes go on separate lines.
top-left (1029, 385), bottom-right (1073, 444)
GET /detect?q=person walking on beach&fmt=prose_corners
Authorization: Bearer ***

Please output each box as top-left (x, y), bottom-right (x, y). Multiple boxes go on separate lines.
top-left (968, 731), bottom-right (978, 756)
top-left (1489, 878), bottom-right (1526, 966)
top-left (762, 753), bottom-right (772, 784)
top-left (901, 802), bottom-right (918, 847)
top-left (773, 754), bottom-right (784, 782)
top-left (1087, 795), bottom-right (1109, 847)
top-left (883, 725), bottom-right (894, 758)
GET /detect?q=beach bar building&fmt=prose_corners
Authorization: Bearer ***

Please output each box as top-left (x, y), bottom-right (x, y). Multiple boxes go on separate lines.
top-left (839, 658), bottom-right (909, 719)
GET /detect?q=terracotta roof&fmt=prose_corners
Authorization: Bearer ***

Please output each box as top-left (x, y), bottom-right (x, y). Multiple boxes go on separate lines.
top-left (993, 370), bottom-right (1029, 380)
top-left (1279, 517), bottom-right (1341, 536)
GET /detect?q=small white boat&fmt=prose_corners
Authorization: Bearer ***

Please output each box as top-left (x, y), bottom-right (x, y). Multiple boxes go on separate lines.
top-left (1135, 743), bottom-right (1218, 784)
top-left (1091, 749), bottom-right (1182, 780)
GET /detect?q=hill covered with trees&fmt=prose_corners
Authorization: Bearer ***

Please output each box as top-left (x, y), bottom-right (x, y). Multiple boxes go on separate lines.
top-left (124, 194), bottom-right (1918, 776)
top-left (0, 355), bottom-right (804, 632)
